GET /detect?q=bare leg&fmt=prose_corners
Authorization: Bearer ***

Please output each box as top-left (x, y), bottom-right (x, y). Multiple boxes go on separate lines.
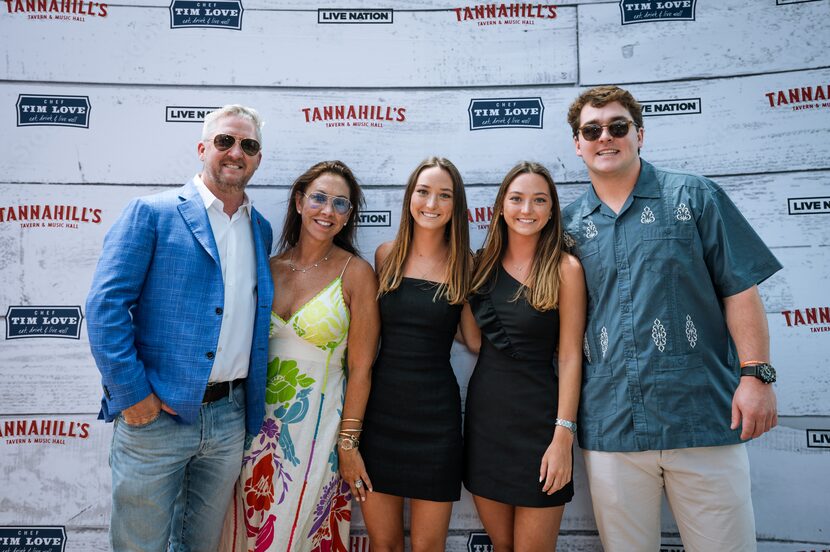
top-left (360, 491), bottom-right (404, 552)
top-left (409, 498), bottom-right (453, 552)
top-left (513, 505), bottom-right (565, 552)
top-left (472, 494), bottom-right (515, 552)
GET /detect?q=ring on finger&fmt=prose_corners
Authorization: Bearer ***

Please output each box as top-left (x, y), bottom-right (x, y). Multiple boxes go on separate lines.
top-left (354, 479), bottom-right (363, 489)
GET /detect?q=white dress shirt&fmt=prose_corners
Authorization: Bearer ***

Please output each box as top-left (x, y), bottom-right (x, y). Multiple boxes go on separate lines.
top-left (194, 175), bottom-right (258, 382)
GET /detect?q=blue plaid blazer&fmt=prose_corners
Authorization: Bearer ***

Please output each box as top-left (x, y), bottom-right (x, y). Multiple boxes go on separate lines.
top-left (86, 178), bottom-right (273, 434)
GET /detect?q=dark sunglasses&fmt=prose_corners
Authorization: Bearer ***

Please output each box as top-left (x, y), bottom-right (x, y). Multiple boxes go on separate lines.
top-left (211, 133), bottom-right (261, 156)
top-left (304, 191), bottom-right (353, 215)
top-left (577, 120), bottom-right (638, 142)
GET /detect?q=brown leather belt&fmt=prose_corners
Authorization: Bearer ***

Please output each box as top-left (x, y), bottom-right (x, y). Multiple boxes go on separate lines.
top-left (202, 379), bottom-right (244, 404)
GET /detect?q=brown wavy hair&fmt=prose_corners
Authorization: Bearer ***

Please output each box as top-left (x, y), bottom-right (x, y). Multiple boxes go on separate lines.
top-left (376, 157), bottom-right (471, 305)
top-left (567, 85), bottom-right (644, 137)
top-left (470, 162), bottom-right (564, 311)
top-left (277, 160), bottom-right (365, 256)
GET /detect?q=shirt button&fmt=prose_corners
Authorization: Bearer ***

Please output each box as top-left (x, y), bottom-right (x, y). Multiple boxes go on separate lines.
top-left (216, 307), bottom-right (223, 315)
top-left (206, 351), bottom-right (215, 360)
top-left (622, 305), bottom-right (630, 313)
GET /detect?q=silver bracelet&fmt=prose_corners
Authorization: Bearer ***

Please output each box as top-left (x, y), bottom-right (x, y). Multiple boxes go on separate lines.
top-left (555, 418), bottom-right (577, 434)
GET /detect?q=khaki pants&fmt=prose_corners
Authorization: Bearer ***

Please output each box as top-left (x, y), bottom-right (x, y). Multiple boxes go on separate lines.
top-left (583, 444), bottom-right (756, 552)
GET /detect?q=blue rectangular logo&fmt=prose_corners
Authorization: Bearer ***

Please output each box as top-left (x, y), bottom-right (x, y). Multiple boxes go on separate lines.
top-left (0, 527), bottom-right (66, 552)
top-left (620, 0), bottom-right (696, 24)
top-left (468, 98), bottom-right (544, 130)
top-left (5, 306), bottom-right (84, 340)
top-left (170, 0), bottom-right (243, 29)
top-left (16, 95), bottom-right (90, 128)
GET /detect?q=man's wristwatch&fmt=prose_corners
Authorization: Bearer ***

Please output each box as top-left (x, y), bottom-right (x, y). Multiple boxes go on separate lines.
top-left (555, 418), bottom-right (577, 434)
top-left (740, 362), bottom-right (776, 384)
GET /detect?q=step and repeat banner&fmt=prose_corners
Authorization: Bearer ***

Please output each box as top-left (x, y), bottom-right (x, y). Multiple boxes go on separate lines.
top-left (2, 1), bottom-right (829, 550)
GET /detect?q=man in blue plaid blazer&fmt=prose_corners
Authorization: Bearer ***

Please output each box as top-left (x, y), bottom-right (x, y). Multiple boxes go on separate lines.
top-left (86, 105), bottom-right (274, 551)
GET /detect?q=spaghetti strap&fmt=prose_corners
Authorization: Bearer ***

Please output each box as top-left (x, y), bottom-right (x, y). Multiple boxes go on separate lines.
top-left (339, 255), bottom-right (354, 277)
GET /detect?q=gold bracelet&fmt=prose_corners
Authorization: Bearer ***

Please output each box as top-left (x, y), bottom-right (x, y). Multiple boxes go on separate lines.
top-left (340, 418), bottom-right (363, 423)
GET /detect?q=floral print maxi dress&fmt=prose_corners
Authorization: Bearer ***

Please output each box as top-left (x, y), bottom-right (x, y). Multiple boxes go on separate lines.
top-left (221, 272), bottom-right (352, 552)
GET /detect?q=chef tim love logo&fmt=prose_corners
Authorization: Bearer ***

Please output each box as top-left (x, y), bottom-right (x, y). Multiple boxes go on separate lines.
top-left (166, 106), bottom-right (220, 122)
top-left (0, 527), bottom-right (66, 551)
top-left (5, 306), bottom-right (84, 339)
top-left (788, 196), bottom-right (830, 215)
top-left (640, 98), bottom-right (701, 116)
top-left (170, 0), bottom-right (243, 29)
top-left (3, 0), bottom-right (107, 20)
top-left (452, 3), bottom-right (557, 26)
top-left (467, 532), bottom-right (493, 552)
top-left (16, 95), bottom-right (90, 128)
top-left (780, 306), bottom-right (830, 334)
top-left (0, 204), bottom-right (103, 229)
top-left (806, 429), bottom-right (830, 449)
top-left (620, 0), bottom-right (696, 24)
top-left (356, 210), bottom-right (391, 227)
top-left (318, 8), bottom-right (393, 23)
top-left (301, 104), bottom-right (406, 129)
top-left (765, 84), bottom-right (830, 111)
top-left (469, 98), bottom-right (544, 130)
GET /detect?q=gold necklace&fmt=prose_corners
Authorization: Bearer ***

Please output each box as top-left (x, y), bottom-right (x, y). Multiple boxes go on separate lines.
top-left (289, 245), bottom-right (334, 273)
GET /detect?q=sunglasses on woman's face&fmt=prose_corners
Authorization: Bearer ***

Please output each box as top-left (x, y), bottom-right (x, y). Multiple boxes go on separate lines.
top-left (210, 133), bottom-right (261, 156)
top-left (304, 191), bottom-right (353, 215)
top-left (577, 120), bottom-right (638, 142)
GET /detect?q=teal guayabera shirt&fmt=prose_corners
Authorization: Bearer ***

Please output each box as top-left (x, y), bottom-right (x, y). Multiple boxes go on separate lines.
top-left (561, 160), bottom-right (782, 452)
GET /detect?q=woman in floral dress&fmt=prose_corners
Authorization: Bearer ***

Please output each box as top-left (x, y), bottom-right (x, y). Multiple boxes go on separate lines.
top-left (221, 160), bottom-right (380, 552)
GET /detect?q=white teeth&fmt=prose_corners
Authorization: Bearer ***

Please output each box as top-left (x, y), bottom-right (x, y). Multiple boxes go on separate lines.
top-left (421, 212), bottom-right (440, 218)
top-left (315, 220), bottom-right (333, 227)
top-left (517, 218), bottom-right (535, 223)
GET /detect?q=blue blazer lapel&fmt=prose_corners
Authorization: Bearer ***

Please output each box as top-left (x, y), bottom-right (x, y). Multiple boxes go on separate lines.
top-left (177, 179), bottom-right (220, 265)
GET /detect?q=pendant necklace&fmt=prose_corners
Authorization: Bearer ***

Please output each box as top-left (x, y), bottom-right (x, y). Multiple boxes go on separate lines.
top-left (289, 245), bottom-right (334, 273)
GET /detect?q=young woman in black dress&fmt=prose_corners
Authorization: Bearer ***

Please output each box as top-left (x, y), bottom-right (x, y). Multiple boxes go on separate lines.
top-left (359, 157), bottom-right (471, 552)
top-left (460, 162), bottom-right (586, 551)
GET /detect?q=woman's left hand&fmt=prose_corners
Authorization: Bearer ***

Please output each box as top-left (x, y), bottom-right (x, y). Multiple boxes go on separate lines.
top-left (338, 447), bottom-right (372, 502)
top-left (539, 432), bottom-right (573, 495)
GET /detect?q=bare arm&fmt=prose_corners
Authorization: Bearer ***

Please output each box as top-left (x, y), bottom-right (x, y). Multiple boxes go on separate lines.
top-left (541, 254), bottom-right (586, 494)
top-left (457, 301), bottom-right (481, 353)
top-left (339, 257), bottom-right (381, 501)
top-left (724, 285), bottom-right (777, 440)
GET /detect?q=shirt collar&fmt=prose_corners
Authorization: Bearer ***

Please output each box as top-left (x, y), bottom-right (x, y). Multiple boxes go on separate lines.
top-left (580, 158), bottom-right (659, 219)
top-left (193, 174), bottom-right (252, 215)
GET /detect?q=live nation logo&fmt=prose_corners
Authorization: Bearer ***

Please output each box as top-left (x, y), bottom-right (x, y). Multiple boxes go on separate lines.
top-left (780, 306), bottom-right (830, 334)
top-left (0, 419), bottom-right (90, 446)
top-left (166, 106), bottom-right (220, 123)
top-left (0, 204), bottom-right (103, 229)
top-left (3, 0), bottom-right (107, 21)
top-left (787, 196), bottom-right (830, 215)
top-left (301, 104), bottom-right (406, 129)
top-left (318, 8), bottom-right (393, 24)
top-left (765, 84), bottom-right (830, 112)
top-left (620, 0), bottom-right (696, 24)
top-left (640, 98), bottom-right (701, 117)
top-left (16, 95), bottom-right (90, 128)
top-left (5, 306), bottom-right (84, 339)
top-left (806, 429), bottom-right (830, 449)
top-left (469, 98), bottom-right (544, 130)
top-left (467, 532), bottom-right (493, 552)
top-left (453, 3), bottom-right (557, 26)
top-left (169, 0), bottom-right (243, 29)
top-left (356, 210), bottom-right (391, 227)
top-left (0, 527), bottom-right (66, 552)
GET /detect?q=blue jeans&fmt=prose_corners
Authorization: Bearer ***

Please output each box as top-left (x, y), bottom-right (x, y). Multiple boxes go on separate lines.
top-left (109, 384), bottom-right (245, 552)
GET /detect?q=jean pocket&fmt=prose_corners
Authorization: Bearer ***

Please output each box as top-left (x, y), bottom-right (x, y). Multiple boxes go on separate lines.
top-left (120, 410), bottom-right (164, 429)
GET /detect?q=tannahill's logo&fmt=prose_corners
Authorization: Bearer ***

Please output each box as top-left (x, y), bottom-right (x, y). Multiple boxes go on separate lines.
top-left (301, 104), bottom-right (406, 129)
top-left (620, 0), bottom-right (696, 24)
top-left (318, 8), bottom-right (393, 23)
top-left (4, 0), bottom-right (108, 21)
top-left (17, 95), bottom-right (90, 128)
top-left (0, 419), bottom-right (91, 445)
top-left (765, 84), bottom-right (830, 111)
top-left (452, 3), bottom-right (557, 26)
top-left (468, 98), bottom-right (544, 130)
top-left (640, 98), bottom-right (701, 116)
top-left (467, 205), bottom-right (495, 230)
top-left (780, 306), bottom-right (830, 333)
top-left (169, 0), bottom-right (243, 29)
top-left (0, 527), bottom-right (67, 552)
top-left (0, 204), bottom-right (103, 229)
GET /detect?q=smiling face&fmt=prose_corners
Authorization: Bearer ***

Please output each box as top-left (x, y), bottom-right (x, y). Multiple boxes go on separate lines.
top-left (295, 172), bottom-right (352, 242)
top-left (575, 100), bottom-right (643, 182)
top-left (198, 115), bottom-right (262, 194)
top-left (409, 166), bottom-right (454, 232)
top-left (502, 172), bottom-right (553, 238)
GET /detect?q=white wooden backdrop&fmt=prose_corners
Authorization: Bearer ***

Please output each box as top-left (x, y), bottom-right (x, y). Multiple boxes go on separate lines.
top-left (2, 0), bottom-right (829, 550)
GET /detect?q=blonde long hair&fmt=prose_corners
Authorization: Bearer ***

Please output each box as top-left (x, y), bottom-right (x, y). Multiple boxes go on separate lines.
top-left (470, 162), bottom-right (564, 311)
top-left (377, 157), bottom-right (471, 305)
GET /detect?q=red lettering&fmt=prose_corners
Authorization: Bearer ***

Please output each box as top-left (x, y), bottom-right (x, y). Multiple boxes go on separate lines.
top-left (793, 309), bottom-right (806, 326)
top-left (781, 310), bottom-right (792, 326)
top-left (820, 307), bottom-right (830, 324)
top-left (806, 307), bottom-right (818, 325)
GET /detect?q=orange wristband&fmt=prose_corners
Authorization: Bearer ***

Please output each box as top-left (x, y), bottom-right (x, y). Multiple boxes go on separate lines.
top-left (740, 360), bottom-right (767, 368)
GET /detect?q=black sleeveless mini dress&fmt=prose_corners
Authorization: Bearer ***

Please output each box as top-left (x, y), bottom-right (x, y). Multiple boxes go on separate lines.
top-left (464, 266), bottom-right (573, 507)
top-left (361, 278), bottom-right (463, 501)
